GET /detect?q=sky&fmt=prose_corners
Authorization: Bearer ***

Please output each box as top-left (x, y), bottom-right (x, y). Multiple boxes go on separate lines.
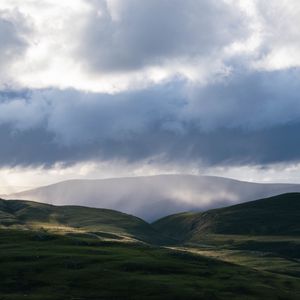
top-left (1, 0), bottom-right (300, 193)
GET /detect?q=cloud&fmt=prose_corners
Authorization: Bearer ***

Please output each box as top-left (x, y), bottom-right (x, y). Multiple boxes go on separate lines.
top-left (0, 68), bottom-right (300, 168)
top-left (0, 97), bottom-right (47, 130)
top-left (182, 68), bottom-right (300, 130)
top-left (0, 0), bottom-right (299, 92)
top-left (0, 0), bottom-right (252, 92)
top-left (77, 0), bottom-right (248, 73)
top-left (0, 10), bottom-right (29, 85)
top-left (254, 0), bottom-right (300, 70)
top-left (0, 0), bottom-right (300, 183)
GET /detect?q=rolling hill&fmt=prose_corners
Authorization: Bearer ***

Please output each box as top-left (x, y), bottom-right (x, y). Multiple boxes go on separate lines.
top-left (5, 175), bottom-right (300, 221)
top-left (153, 193), bottom-right (300, 242)
top-left (0, 198), bottom-right (167, 244)
top-left (0, 194), bottom-right (299, 299)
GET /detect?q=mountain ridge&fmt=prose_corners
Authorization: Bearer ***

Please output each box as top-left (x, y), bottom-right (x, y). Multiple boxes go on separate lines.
top-left (5, 174), bottom-right (300, 221)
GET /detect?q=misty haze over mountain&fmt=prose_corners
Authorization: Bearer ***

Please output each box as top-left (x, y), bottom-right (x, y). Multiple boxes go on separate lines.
top-left (6, 175), bottom-right (300, 221)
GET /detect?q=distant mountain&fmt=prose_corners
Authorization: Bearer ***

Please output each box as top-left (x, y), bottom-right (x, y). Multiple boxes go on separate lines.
top-left (153, 193), bottom-right (300, 242)
top-left (5, 175), bottom-right (300, 221)
top-left (0, 198), bottom-right (167, 244)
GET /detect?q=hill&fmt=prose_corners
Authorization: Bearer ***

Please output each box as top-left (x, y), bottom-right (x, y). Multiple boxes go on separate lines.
top-left (153, 193), bottom-right (300, 242)
top-left (0, 198), bottom-right (167, 244)
top-left (5, 175), bottom-right (300, 221)
top-left (0, 195), bottom-right (299, 298)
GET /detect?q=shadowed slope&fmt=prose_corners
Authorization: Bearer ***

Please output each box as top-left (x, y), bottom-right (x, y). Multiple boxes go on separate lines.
top-left (153, 193), bottom-right (300, 242)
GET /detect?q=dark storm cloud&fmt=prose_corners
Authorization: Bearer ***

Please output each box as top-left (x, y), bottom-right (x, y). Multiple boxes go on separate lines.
top-left (183, 68), bottom-right (300, 130)
top-left (1, 117), bottom-right (300, 168)
top-left (0, 68), bottom-right (300, 168)
top-left (77, 0), bottom-right (248, 72)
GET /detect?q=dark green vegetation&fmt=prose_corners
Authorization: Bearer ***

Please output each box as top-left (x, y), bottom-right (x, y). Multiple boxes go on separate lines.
top-left (0, 198), bottom-right (168, 244)
top-left (0, 229), bottom-right (299, 300)
top-left (153, 193), bottom-right (300, 241)
top-left (0, 193), bottom-right (299, 299)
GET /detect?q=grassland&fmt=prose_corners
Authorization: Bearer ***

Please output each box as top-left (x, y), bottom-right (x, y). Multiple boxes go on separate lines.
top-left (153, 193), bottom-right (300, 240)
top-left (0, 199), bottom-right (170, 244)
top-left (0, 229), bottom-right (299, 300)
top-left (0, 194), bottom-right (299, 299)
top-left (169, 234), bottom-right (300, 277)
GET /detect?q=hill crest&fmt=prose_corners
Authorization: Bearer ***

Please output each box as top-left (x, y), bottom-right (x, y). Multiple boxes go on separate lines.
top-left (5, 174), bottom-right (300, 221)
top-left (153, 193), bottom-right (300, 241)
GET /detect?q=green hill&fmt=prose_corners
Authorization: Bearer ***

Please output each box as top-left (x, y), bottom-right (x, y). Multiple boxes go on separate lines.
top-left (0, 195), bottom-right (299, 299)
top-left (0, 198), bottom-right (168, 244)
top-left (153, 193), bottom-right (300, 242)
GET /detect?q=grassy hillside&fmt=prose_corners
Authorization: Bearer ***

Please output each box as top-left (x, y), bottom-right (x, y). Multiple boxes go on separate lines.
top-left (0, 229), bottom-right (299, 300)
top-left (0, 195), bottom-right (299, 299)
top-left (153, 193), bottom-right (300, 285)
top-left (153, 193), bottom-right (300, 242)
top-left (0, 198), bottom-right (168, 244)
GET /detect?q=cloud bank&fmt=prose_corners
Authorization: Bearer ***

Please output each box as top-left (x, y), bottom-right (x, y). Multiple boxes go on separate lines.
top-left (0, 0), bottom-right (300, 182)
top-left (1, 68), bottom-right (300, 169)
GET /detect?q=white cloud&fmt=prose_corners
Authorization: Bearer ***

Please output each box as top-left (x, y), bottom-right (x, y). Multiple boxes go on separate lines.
top-left (253, 0), bottom-right (300, 70)
top-left (0, 0), bottom-right (253, 92)
top-left (1, 0), bottom-right (300, 92)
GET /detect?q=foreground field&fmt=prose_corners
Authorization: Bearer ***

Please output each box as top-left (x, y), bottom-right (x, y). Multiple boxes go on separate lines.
top-left (0, 229), bottom-right (299, 300)
top-left (170, 234), bottom-right (300, 277)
